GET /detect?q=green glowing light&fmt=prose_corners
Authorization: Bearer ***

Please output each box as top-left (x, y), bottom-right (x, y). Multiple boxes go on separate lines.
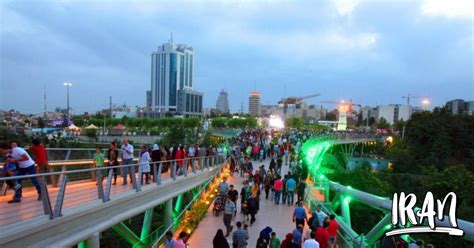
top-left (344, 196), bottom-right (351, 203)
top-left (301, 139), bottom-right (332, 178)
top-left (174, 194), bottom-right (183, 213)
top-left (347, 186), bottom-right (352, 190)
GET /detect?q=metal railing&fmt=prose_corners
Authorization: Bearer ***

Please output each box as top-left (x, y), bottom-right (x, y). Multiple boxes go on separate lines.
top-left (0, 155), bottom-right (227, 226)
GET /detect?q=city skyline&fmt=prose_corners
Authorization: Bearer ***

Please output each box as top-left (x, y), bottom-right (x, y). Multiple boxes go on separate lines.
top-left (1, 0), bottom-right (473, 114)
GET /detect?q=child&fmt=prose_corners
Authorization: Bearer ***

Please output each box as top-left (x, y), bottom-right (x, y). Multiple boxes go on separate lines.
top-left (138, 145), bottom-right (151, 184)
top-left (270, 232), bottom-right (281, 248)
top-left (93, 147), bottom-right (105, 184)
top-left (1, 155), bottom-right (21, 190)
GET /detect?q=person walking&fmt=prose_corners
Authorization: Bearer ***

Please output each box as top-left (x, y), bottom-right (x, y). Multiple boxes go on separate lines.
top-left (315, 222), bottom-right (329, 248)
top-left (30, 138), bottom-right (56, 187)
top-left (303, 231), bottom-right (320, 248)
top-left (327, 214), bottom-right (339, 248)
top-left (273, 176), bottom-right (283, 204)
top-left (297, 181), bottom-right (306, 203)
top-left (173, 231), bottom-right (187, 248)
top-left (280, 233), bottom-right (293, 248)
top-left (269, 232), bottom-right (280, 248)
top-left (121, 139), bottom-right (134, 185)
top-left (228, 184), bottom-right (239, 215)
top-left (107, 142), bottom-right (119, 185)
top-left (293, 201), bottom-right (308, 228)
top-left (213, 229), bottom-right (230, 248)
top-left (150, 144), bottom-right (161, 182)
top-left (286, 176), bottom-right (296, 206)
top-left (292, 224), bottom-right (304, 248)
top-left (176, 146), bottom-right (184, 176)
top-left (232, 221), bottom-right (249, 248)
top-left (164, 231), bottom-right (175, 248)
top-left (247, 194), bottom-right (259, 225)
top-left (223, 198), bottom-right (236, 237)
top-left (263, 171), bottom-right (273, 200)
top-left (138, 145), bottom-right (151, 184)
top-left (1, 143), bottom-right (42, 203)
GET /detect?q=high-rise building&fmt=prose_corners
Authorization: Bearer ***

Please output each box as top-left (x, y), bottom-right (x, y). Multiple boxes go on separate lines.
top-left (216, 90), bottom-right (229, 113)
top-left (248, 92), bottom-right (261, 116)
top-left (147, 41), bottom-right (203, 118)
top-left (376, 104), bottom-right (412, 125)
top-left (445, 99), bottom-right (465, 114)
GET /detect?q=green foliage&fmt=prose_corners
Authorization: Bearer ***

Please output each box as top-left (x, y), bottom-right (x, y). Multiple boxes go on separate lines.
top-left (84, 129), bottom-right (97, 141)
top-left (211, 118), bottom-right (227, 128)
top-left (376, 117), bottom-right (390, 129)
top-left (161, 124), bottom-right (186, 146)
top-left (37, 117), bottom-right (46, 128)
top-left (286, 117), bottom-right (304, 128)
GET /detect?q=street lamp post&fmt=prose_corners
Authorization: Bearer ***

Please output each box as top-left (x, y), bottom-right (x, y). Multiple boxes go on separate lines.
top-left (63, 82), bottom-right (72, 120)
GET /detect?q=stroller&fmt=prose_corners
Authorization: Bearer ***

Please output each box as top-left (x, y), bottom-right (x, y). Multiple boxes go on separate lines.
top-left (213, 193), bottom-right (226, 216)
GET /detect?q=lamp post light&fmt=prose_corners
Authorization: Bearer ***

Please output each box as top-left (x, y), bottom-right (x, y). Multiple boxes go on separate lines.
top-left (63, 82), bottom-right (72, 120)
top-left (421, 99), bottom-right (430, 111)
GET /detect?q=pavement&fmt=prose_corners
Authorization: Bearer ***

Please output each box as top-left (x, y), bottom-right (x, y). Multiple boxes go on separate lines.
top-left (187, 158), bottom-right (306, 247)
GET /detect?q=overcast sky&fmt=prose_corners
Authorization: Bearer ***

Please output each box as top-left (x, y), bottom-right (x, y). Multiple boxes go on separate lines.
top-left (1, 0), bottom-right (473, 114)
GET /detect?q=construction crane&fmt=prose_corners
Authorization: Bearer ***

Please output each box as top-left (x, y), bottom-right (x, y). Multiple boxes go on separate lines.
top-left (402, 94), bottom-right (427, 106)
top-left (278, 93), bottom-right (321, 105)
top-left (278, 93), bottom-right (321, 116)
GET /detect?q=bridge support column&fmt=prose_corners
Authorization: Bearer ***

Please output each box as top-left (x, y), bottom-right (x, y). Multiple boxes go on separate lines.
top-left (140, 208), bottom-right (154, 245)
top-left (340, 194), bottom-right (351, 228)
top-left (78, 232), bottom-right (100, 248)
top-left (365, 214), bottom-right (392, 244)
top-left (164, 199), bottom-right (174, 228)
top-left (112, 222), bottom-right (141, 247)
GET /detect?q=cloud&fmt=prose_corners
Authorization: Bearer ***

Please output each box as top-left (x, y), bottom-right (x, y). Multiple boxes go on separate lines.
top-left (421, 0), bottom-right (473, 19)
top-left (334, 0), bottom-right (361, 17)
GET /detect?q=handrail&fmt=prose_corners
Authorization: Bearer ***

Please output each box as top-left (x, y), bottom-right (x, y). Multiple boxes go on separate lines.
top-left (0, 155), bottom-right (224, 181)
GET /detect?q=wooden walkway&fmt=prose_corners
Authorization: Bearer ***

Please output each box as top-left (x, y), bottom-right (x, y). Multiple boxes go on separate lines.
top-left (0, 170), bottom-right (173, 228)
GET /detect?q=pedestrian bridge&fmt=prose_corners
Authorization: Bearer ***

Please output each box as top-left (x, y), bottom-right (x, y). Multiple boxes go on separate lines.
top-left (0, 155), bottom-right (226, 248)
top-left (2, 134), bottom-right (472, 247)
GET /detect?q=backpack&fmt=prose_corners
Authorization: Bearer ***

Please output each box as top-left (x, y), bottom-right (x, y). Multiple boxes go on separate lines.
top-left (256, 237), bottom-right (267, 248)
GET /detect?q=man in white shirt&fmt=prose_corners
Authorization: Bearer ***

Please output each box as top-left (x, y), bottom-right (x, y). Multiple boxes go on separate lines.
top-left (121, 139), bottom-right (134, 185)
top-left (303, 231), bottom-right (320, 248)
top-left (1, 143), bottom-right (42, 203)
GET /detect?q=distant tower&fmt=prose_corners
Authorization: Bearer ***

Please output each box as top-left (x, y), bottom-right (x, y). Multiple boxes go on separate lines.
top-left (248, 92), bottom-right (261, 116)
top-left (43, 84), bottom-right (47, 118)
top-left (216, 89), bottom-right (229, 113)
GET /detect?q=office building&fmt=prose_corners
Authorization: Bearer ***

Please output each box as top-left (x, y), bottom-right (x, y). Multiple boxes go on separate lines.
top-left (147, 41), bottom-right (203, 118)
top-left (248, 92), bottom-right (261, 116)
top-left (465, 101), bottom-right (474, 115)
top-left (445, 99), bottom-right (465, 114)
top-left (216, 90), bottom-right (230, 114)
top-left (376, 104), bottom-right (412, 125)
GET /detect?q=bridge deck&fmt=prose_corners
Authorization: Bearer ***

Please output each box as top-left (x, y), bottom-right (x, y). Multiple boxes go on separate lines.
top-left (0, 170), bottom-right (172, 229)
top-left (188, 159), bottom-right (316, 247)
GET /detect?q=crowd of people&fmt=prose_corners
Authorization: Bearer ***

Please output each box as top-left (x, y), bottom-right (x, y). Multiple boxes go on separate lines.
top-left (0, 137), bottom-right (230, 203)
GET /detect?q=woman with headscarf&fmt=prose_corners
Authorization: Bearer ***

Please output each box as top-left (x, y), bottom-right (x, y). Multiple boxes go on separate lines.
top-left (279, 233), bottom-right (293, 248)
top-left (150, 144), bottom-right (161, 182)
top-left (212, 229), bottom-right (229, 248)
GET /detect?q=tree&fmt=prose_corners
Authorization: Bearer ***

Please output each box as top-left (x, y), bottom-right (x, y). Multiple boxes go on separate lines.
top-left (211, 118), bottom-right (227, 129)
top-left (286, 117), bottom-right (304, 129)
top-left (84, 129), bottom-right (97, 141)
top-left (37, 117), bottom-right (46, 128)
top-left (376, 117), bottom-right (390, 129)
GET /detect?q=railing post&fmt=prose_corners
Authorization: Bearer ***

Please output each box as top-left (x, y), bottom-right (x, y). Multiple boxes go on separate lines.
top-left (103, 169), bottom-right (113, 202)
top-left (153, 162), bottom-right (157, 184)
top-left (131, 165), bottom-right (138, 191)
top-left (164, 199), bottom-right (173, 228)
top-left (172, 162), bottom-right (177, 180)
top-left (156, 163), bottom-right (162, 185)
top-left (183, 159), bottom-right (188, 177)
top-left (40, 176), bottom-right (54, 219)
top-left (53, 175), bottom-right (68, 218)
top-left (191, 158), bottom-right (196, 174)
